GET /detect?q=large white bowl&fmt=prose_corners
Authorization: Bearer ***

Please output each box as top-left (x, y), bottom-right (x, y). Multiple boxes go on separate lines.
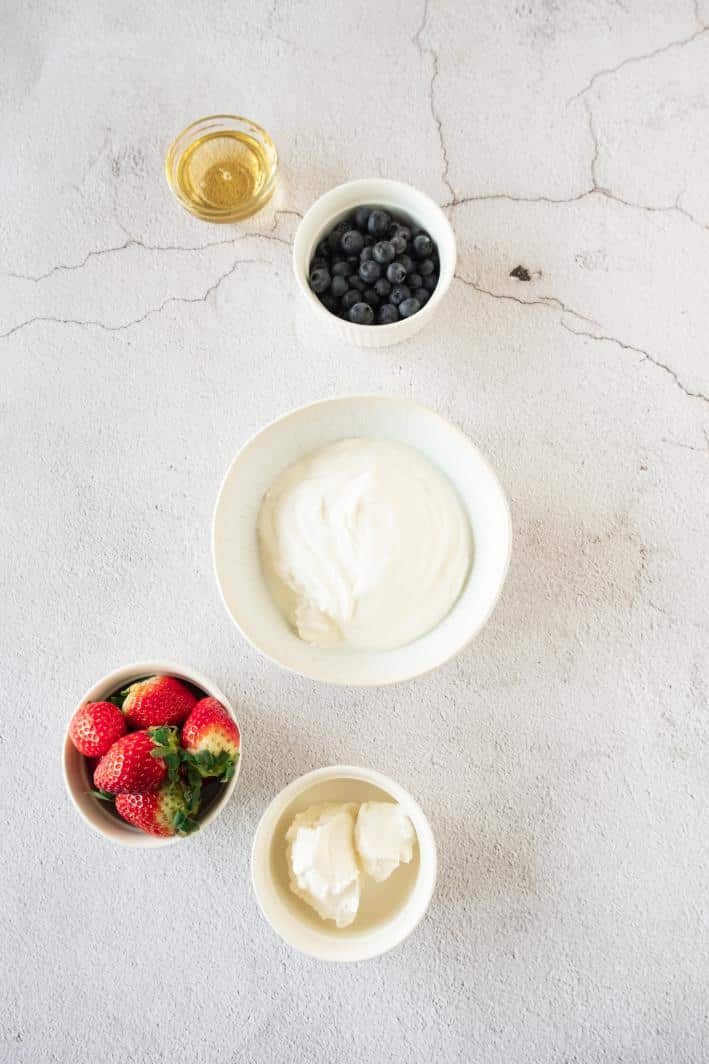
top-left (63, 661), bottom-right (242, 847)
top-left (251, 765), bottom-right (437, 962)
top-left (293, 178), bottom-right (456, 348)
top-left (213, 396), bottom-right (512, 686)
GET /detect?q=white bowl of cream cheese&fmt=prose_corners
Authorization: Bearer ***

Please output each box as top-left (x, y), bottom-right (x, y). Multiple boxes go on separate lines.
top-left (250, 765), bottom-right (437, 962)
top-left (213, 396), bottom-right (512, 686)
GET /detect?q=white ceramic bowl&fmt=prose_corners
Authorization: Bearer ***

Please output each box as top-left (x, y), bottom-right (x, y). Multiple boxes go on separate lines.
top-left (251, 765), bottom-right (437, 962)
top-left (293, 178), bottom-right (456, 348)
top-left (63, 661), bottom-right (242, 847)
top-left (213, 396), bottom-right (512, 686)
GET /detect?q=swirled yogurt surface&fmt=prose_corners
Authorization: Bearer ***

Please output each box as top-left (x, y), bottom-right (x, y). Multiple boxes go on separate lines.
top-left (257, 438), bottom-right (472, 650)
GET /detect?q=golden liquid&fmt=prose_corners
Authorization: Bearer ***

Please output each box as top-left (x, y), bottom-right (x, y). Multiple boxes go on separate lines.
top-left (175, 130), bottom-right (271, 214)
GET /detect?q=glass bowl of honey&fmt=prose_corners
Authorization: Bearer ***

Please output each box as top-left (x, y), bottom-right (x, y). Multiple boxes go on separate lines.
top-left (165, 115), bottom-right (278, 222)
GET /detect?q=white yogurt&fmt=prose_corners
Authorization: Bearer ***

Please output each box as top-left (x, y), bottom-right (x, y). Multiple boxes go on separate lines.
top-left (257, 438), bottom-right (472, 650)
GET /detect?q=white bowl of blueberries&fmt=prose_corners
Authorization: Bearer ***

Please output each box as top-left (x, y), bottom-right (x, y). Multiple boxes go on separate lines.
top-left (293, 178), bottom-right (456, 348)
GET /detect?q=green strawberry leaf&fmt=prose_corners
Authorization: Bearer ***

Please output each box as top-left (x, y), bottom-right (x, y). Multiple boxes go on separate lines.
top-left (106, 693), bottom-right (125, 708)
top-left (90, 789), bottom-right (115, 802)
top-left (221, 761), bottom-right (235, 782)
top-left (173, 809), bottom-right (199, 836)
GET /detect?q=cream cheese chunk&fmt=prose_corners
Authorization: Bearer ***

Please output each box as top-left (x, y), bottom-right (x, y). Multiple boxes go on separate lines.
top-left (286, 803), bottom-right (360, 928)
top-left (354, 801), bottom-right (416, 882)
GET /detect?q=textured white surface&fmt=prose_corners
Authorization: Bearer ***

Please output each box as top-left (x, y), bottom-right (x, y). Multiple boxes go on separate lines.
top-left (1, 1), bottom-right (708, 1061)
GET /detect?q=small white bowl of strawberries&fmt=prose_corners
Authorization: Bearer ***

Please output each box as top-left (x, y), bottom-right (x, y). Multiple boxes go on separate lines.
top-left (63, 662), bottom-right (242, 846)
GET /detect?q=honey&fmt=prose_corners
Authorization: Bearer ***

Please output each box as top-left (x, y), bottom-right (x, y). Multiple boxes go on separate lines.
top-left (166, 116), bottom-right (277, 222)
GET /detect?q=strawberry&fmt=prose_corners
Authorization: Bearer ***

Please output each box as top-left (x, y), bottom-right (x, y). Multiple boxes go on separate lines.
top-left (115, 783), bottom-right (197, 837)
top-left (118, 675), bottom-right (197, 730)
top-left (93, 726), bottom-right (181, 794)
top-left (181, 698), bottom-right (240, 781)
top-left (69, 701), bottom-right (127, 757)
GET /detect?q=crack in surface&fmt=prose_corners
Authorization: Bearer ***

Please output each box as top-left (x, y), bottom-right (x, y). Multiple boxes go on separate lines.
top-left (6, 229), bottom-right (290, 284)
top-left (561, 322), bottom-right (709, 404)
top-left (412, 0), bottom-right (455, 200)
top-left (568, 22), bottom-right (708, 103)
top-left (454, 273), bottom-right (596, 325)
top-left (0, 258), bottom-right (266, 341)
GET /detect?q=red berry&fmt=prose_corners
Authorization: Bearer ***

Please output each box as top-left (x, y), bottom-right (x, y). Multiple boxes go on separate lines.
top-left (121, 675), bottom-right (197, 729)
top-left (115, 783), bottom-right (196, 837)
top-left (93, 728), bottom-right (178, 794)
top-left (181, 698), bottom-right (240, 780)
top-left (69, 701), bottom-right (127, 758)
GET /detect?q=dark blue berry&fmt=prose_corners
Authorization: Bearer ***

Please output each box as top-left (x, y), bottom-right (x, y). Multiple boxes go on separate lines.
top-left (360, 246), bottom-right (374, 262)
top-left (359, 259), bottom-right (381, 283)
top-left (373, 240), bottom-right (395, 265)
top-left (391, 234), bottom-right (407, 255)
top-left (342, 288), bottom-right (362, 309)
top-left (349, 302), bottom-right (374, 325)
top-left (419, 257), bottom-right (435, 277)
top-left (341, 230), bottom-right (364, 255)
top-left (331, 275), bottom-right (348, 299)
top-left (328, 224), bottom-right (347, 250)
top-left (378, 303), bottom-right (399, 324)
top-left (413, 234), bottom-right (434, 258)
top-left (399, 297), bottom-right (421, 318)
top-left (355, 206), bottom-right (371, 230)
top-left (309, 267), bottom-right (330, 294)
top-left (394, 225), bottom-right (411, 243)
top-left (363, 287), bottom-right (380, 307)
top-left (368, 209), bottom-right (391, 237)
top-left (390, 284), bottom-right (411, 306)
top-left (423, 274), bottom-right (438, 292)
top-left (364, 234), bottom-right (375, 246)
top-left (348, 275), bottom-right (366, 292)
top-left (397, 254), bottom-right (413, 274)
top-left (311, 256), bottom-right (328, 271)
top-left (316, 240), bottom-right (329, 259)
top-left (320, 292), bottom-right (338, 312)
top-left (408, 272), bottom-right (422, 289)
top-left (414, 287), bottom-right (430, 305)
top-left (374, 277), bottom-right (392, 297)
top-left (332, 261), bottom-right (351, 277)
top-left (386, 262), bottom-right (407, 285)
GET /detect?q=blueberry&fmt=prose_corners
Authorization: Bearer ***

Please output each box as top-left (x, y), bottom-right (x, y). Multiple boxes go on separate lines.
top-left (311, 256), bottom-right (328, 271)
top-left (390, 284), bottom-right (411, 306)
top-left (349, 302), bottom-right (374, 325)
top-left (397, 254), bottom-right (413, 274)
top-left (391, 234), bottom-right (407, 255)
top-left (414, 287), bottom-right (430, 305)
top-left (364, 234), bottom-right (375, 246)
top-left (360, 246), bottom-right (374, 262)
top-left (355, 205), bottom-right (371, 230)
top-left (378, 303), bottom-right (399, 324)
top-left (408, 272), bottom-right (422, 289)
top-left (331, 275), bottom-right (348, 299)
top-left (419, 257), bottom-right (435, 277)
top-left (423, 274), bottom-right (438, 292)
top-left (413, 234), bottom-right (434, 258)
top-left (341, 229), bottom-right (364, 255)
top-left (320, 292), bottom-right (338, 312)
top-left (386, 261), bottom-right (407, 285)
top-left (316, 240), bottom-right (330, 259)
top-left (374, 277), bottom-right (392, 297)
top-left (359, 259), bottom-right (381, 283)
top-left (348, 275), bottom-right (366, 292)
top-left (363, 287), bottom-right (380, 307)
top-left (368, 209), bottom-right (391, 237)
top-left (309, 267), bottom-right (331, 294)
top-left (399, 297), bottom-right (421, 318)
top-left (332, 261), bottom-right (351, 277)
top-left (373, 240), bottom-right (395, 265)
top-left (342, 288), bottom-right (362, 309)
top-left (394, 225), bottom-right (411, 243)
top-left (327, 224), bottom-right (347, 250)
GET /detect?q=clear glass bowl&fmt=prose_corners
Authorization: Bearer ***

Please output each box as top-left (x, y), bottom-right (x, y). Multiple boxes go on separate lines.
top-left (165, 114), bottom-right (278, 222)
